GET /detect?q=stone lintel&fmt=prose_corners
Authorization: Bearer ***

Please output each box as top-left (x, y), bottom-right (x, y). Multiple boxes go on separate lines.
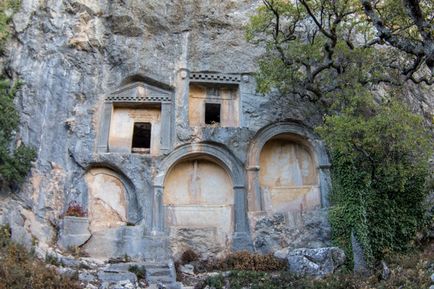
top-left (189, 72), bottom-right (241, 84)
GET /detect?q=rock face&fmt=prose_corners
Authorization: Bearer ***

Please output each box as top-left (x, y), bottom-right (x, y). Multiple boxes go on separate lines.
top-left (253, 209), bottom-right (331, 254)
top-left (0, 1), bottom-right (431, 286)
top-left (0, 0), bottom-right (337, 265)
top-left (286, 247), bottom-right (345, 277)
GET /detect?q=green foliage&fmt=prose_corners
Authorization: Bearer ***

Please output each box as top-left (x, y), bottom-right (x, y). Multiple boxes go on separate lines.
top-left (246, 0), bottom-right (432, 105)
top-left (200, 242), bottom-right (434, 289)
top-left (317, 100), bottom-right (433, 264)
top-left (0, 78), bottom-right (36, 188)
top-left (0, 1), bottom-right (36, 188)
top-left (0, 0), bottom-right (20, 53)
top-left (248, 0), bottom-right (433, 269)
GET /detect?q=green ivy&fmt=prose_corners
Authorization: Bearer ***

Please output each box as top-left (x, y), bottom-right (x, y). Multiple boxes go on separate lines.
top-left (317, 100), bottom-right (432, 265)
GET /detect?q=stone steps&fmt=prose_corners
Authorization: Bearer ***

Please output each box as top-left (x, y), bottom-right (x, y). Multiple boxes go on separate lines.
top-left (145, 261), bottom-right (180, 289)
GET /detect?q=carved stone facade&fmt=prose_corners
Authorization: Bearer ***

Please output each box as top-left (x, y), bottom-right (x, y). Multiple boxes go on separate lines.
top-left (81, 71), bottom-right (331, 260)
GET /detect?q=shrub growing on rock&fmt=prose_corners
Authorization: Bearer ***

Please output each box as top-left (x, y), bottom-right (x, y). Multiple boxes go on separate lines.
top-left (0, 1), bottom-right (36, 190)
top-left (64, 201), bottom-right (87, 217)
top-left (317, 100), bottom-right (433, 265)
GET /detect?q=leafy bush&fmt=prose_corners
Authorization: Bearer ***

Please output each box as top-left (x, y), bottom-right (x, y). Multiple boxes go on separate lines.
top-left (317, 100), bottom-right (433, 265)
top-left (0, 1), bottom-right (36, 190)
top-left (64, 201), bottom-right (87, 217)
top-left (0, 0), bottom-right (21, 52)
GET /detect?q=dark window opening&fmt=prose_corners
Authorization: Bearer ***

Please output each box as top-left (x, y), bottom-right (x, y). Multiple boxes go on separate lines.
top-left (205, 103), bottom-right (221, 125)
top-left (132, 122), bottom-right (151, 153)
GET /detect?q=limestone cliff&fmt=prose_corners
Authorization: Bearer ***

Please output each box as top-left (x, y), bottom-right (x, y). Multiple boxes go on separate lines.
top-left (0, 1), bottom-right (432, 288)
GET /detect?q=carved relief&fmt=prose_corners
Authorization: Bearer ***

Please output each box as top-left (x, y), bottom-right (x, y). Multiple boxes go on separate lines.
top-left (85, 168), bottom-right (128, 232)
top-left (163, 159), bottom-right (234, 256)
top-left (259, 136), bottom-right (320, 213)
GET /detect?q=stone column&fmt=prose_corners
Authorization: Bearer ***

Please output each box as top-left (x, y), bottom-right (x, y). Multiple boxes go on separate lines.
top-left (232, 186), bottom-right (253, 251)
top-left (246, 166), bottom-right (262, 212)
top-left (160, 101), bottom-right (172, 153)
top-left (175, 69), bottom-right (190, 129)
top-left (96, 102), bottom-right (112, 153)
top-left (151, 186), bottom-right (164, 234)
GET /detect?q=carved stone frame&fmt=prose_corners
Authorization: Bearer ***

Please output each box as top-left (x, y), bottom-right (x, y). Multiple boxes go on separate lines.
top-left (246, 121), bottom-right (331, 212)
top-left (153, 142), bottom-right (253, 251)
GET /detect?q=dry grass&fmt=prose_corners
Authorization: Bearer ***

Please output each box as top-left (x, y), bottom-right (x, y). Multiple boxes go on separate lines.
top-left (199, 240), bottom-right (434, 289)
top-left (0, 225), bottom-right (81, 289)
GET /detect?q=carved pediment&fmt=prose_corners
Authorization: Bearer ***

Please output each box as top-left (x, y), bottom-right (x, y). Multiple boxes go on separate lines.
top-left (107, 81), bottom-right (172, 103)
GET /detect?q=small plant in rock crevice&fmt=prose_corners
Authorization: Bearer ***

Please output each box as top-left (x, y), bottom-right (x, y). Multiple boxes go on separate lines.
top-left (129, 265), bottom-right (147, 280)
top-left (64, 201), bottom-right (87, 217)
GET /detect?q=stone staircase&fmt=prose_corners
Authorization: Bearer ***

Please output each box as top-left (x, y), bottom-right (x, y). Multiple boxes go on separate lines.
top-left (145, 261), bottom-right (180, 289)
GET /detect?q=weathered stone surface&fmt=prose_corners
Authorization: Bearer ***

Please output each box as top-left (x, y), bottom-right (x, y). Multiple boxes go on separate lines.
top-left (84, 225), bottom-right (148, 260)
top-left (79, 271), bottom-right (97, 282)
top-left (179, 264), bottom-right (195, 275)
top-left (253, 209), bottom-right (331, 254)
top-left (381, 260), bottom-right (390, 281)
top-left (169, 227), bottom-right (228, 260)
top-left (286, 247), bottom-right (345, 277)
top-left (58, 216), bottom-right (91, 249)
top-left (97, 270), bottom-right (138, 283)
top-left (0, 1), bottom-right (431, 286)
top-left (351, 230), bottom-right (370, 275)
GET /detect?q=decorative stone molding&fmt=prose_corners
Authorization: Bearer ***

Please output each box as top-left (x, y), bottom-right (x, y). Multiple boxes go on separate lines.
top-left (189, 72), bottom-right (241, 84)
top-left (155, 142), bottom-right (245, 187)
top-left (106, 82), bottom-right (172, 103)
top-left (247, 121), bottom-right (330, 168)
top-left (98, 77), bottom-right (174, 154)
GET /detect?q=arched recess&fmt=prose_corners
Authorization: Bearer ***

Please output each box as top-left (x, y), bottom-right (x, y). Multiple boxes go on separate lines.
top-left (153, 142), bottom-right (252, 252)
top-left (84, 164), bottom-right (140, 231)
top-left (247, 122), bottom-right (331, 213)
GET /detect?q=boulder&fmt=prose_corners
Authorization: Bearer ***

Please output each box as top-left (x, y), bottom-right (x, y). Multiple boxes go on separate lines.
top-left (286, 247), bottom-right (345, 277)
top-left (179, 264), bottom-right (195, 275)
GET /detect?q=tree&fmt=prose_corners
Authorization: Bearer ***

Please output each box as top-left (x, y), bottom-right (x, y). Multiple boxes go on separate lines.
top-left (248, 0), bottom-right (433, 266)
top-left (361, 0), bottom-right (433, 83)
top-left (246, 0), bottom-right (433, 106)
top-left (0, 1), bottom-right (35, 190)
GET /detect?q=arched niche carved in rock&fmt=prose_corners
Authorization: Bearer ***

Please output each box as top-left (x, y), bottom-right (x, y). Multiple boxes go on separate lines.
top-left (247, 121), bottom-right (331, 213)
top-left (163, 158), bottom-right (234, 256)
top-left (85, 168), bottom-right (129, 232)
top-left (259, 134), bottom-right (320, 213)
top-left (153, 142), bottom-right (252, 254)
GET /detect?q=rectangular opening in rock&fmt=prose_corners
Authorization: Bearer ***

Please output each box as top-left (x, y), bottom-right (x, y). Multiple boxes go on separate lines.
top-left (205, 103), bottom-right (221, 125)
top-left (132, 122), bottom-right (151, 153)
